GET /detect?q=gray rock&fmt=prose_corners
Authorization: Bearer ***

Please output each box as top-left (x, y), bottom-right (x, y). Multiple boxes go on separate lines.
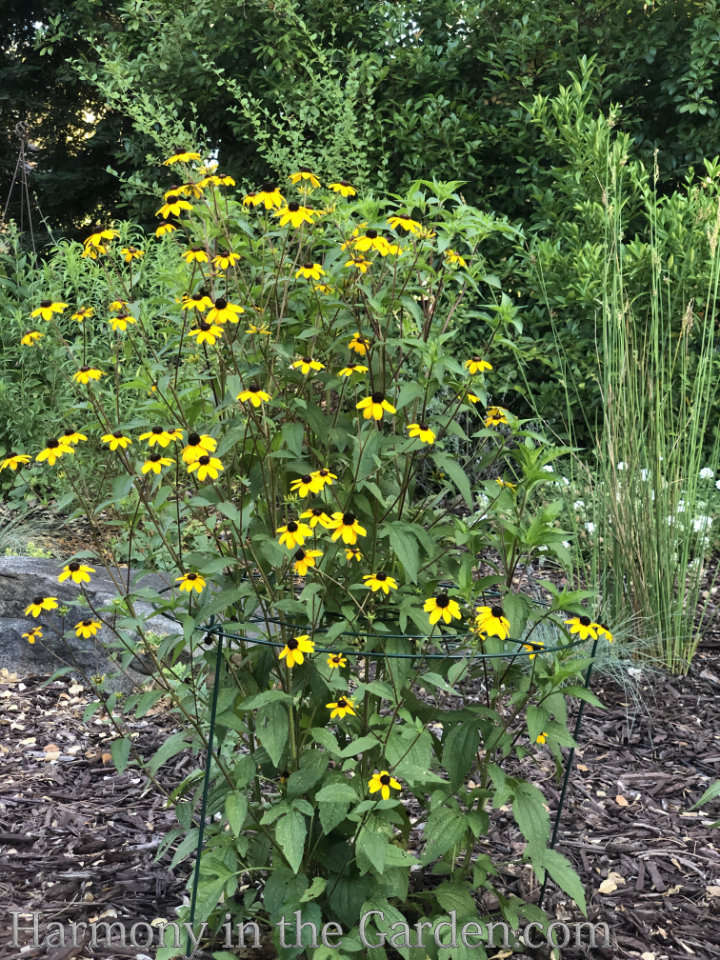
top-left (0, 556), bottom-right (180, 690)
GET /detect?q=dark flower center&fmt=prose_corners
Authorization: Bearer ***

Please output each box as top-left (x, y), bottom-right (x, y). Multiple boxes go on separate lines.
top-left (116, 313), bottom-right (130, 320)
top-left (340, 180), bottom-right (350, 186)
top-left (491, 605), bottom-right (504, 618)
top-left (302, 356), bottom-right (311, 364)
top-left (79, 366), bottom-right (90, 373)
top-left (113, 431), bottom-right (123, 438)
top-left (342, 513), bottom-right (355, 525)
top-left (371, 391), bottom-right (384, 403)
top-left (303, 262), bottom-right (314, 269)
top-left (380, 774), bottom-right (390, 785)
top-left (302, 474), bottom-right (312, 483)
top-left (249, 383), bottom-right (259, 392)
top-left (312, 508), bottom-right (323, 516)
top-left (280, 768), bottom-right (289, 779)
top-left (337, 698), bottom-right (348, 708)
top-left (166, 193), bottom-right (178, 203)
top-left (198, 320), bottom-right (211, 330)
top-left (376, 573), bottom-right (387, 581)
top-left (189, 246), bottom-right (202, 252)
top-left (198, 455), bottom-right (210, 465)
top-left (149, 454), bottom-right (161, 462)
top-left (366, 229), bottom-right (378, 239)
top-left (436, 595), bottom-right (450, 608)
top-left (420, 423), bottom-right (428, 431)
top-left (288, 201), bottom-right (300, 212)
top-left (41, 299), bottom-right (52, 308)
top-left (318, 470), bottom-right (329, 477)
top-left (287, 638), bottom-right (299, 650)
top-left (47, 439), bottom-right (59, 449)
top-left (33, 596), bottom-right (43, 605)
top-left (215, 298), bottom-right (227, 309)
top-left (299, 166), bottom-right (312, 173)
top-left (579, 616), bottom-right (591, 626)
top-left (68, 562), bottom-right (80, 571)
top-left (82, 620), bottom-right (92, 627)
top-left (287, 521), bottom-right (298, 532)
top-left (186, 573), bottom-right (197, 580)
top-left (152, 426), bottom-right (164, 434)
top-left (188, 433), bottom-right (201, 445)
top-left (294, 549), bottom-right (306, 561)
top-left (260, 182), bottom-right (276, 192)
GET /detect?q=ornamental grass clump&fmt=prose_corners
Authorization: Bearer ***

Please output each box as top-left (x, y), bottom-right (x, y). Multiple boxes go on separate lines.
top-left (4, 155), bottom-right (606, 956)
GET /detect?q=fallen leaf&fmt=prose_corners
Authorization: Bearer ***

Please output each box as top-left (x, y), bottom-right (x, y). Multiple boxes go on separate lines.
top-left (615, 794), bottom-right (629, 806)
top-left (101, 752), bottom-right (112, 765)
top-left (641, 953), bottom-right (656, 960)
top-left (598, 871), bottom-right (626, 895)
top-left (706, 885), bottom-right (720, 897)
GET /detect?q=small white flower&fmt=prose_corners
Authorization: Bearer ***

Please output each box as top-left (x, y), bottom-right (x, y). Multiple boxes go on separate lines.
top-left (716, 479), bottom-right (720, 491)
top-left (677, 499), bottom-right (685, 513)
top-left (699, 467), bottom-right (715, 480)
top-left (617, 461), bottom-right (627, 470)
top-left (640, 468), bottom-right (649, 481)
top-left (585, 522), bottom-right (596, 533)
top-left (561, 540), bottom-right (571, 549)
top-left (561, 476), bottom-right (570, 486)
top-left (542, 465), bottom-right (554, 473)
top-left (693, 516), bottom-right (713, 533)
top-left (573, 499), bottom-right (585, 509)
top-left (666, 515), bottom-right (675, 525)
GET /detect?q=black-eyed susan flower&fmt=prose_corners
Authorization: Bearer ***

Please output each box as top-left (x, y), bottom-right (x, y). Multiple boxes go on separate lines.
top-left (108, 299), bottom-right (127, 312)
top-left (188, 320), bottom-right (223, 345)
top-left (484, 406), bottom-right (509, 427)
top-left (212, 251), bottom-right (240, 270)
top-left (314, 282), bottom-right (333, 294)
top-left (101, 431), bottom-right (132, 451)
top-left (181, 433), bottom-right (217, 464)
top-left (21, 331), bottom-right (43, 346)
top-left (474, 605), bottom-right (510, 639)
top-left (277, 520), bottom-right (312, 550)
top-left (188, 455), bottom-right (224, 481)
top-left (387, 213), bottom-right (421, 234)
top-left (348, 332), bottom-right (370, 355)
top-left (207, 297), bottom-right (244, 325)
top-left (494, 478), bottom-right (517, 490)
top-left (465, 357), bottom-right (492, 375)
top-left (363, 573), bottom-right (399, 594)
top-left (424, 594), bottom-right (462, 625)
top-left (290, 168), bottom-right (320, 188)
top-left (36, 439), bottom-right (73, 465)
top-left (290, 475), bottom-right (318, 498)
top-left (22, 626), bottom-right (42, 645)
top-left (156, 194), bottom-right (193, 218)
top-left (337, 362), bottom-right (368, 377)
top-left (310, 468), bottom-right (337, 491)
top-left (164, 150), bottom-right (201, 165)
top-left (369, 770), bottom-right (401, 800)
top-left (246, 322), bottom-right (272, 335)
top-left (183, 247), bottom-right (209, 264)
top-left (564, 616), bottom-right (598, 641)
top-left (75, 619), bottom-right (102, 639)
top-left (466, 392), bottom-right (481, 405)
top-left (536, 732), bottom-right (548, 745)
top-left (326, 695), bottom-right (356, 719)
top-left (73, 366), bottom-right (103, 385)
top-left (108, 313), bottom-right (137, 332)
top-left (329, 181), bottom-right (356, 197)
top-left (522, 640), bottom-right (545, 659)
top-left (176, 572), bottom-right (207, 593)
top-left (237, 384), bottom-right (271, 407)
top-left (84, 228), bottom-right (119, 248)
top-left (356, 391), bottom-right (396, 421)
top-left (57, 430), bottom-right (85, 447)
top-left (58, 561), bottom-right (95, 584)
top-left (200, 172), bottom-right (236, 188)
top-left (156, 220), bottom-right (179, 237)
top-left (345, 547), bottom-right (362, 562)
top-left (25, 596), bottom-right (58, 617)
top-left (291, 356), bottom-right (324, 375)
top-left (352, 229), bottom-right (392, 256)
top-left (595, 623), bottom-right (614, 642)
top-left (327, 652), bottom-right (347, 668)
top-left (329, 512), bottom-right (366, 545)
top-left (0, 453), bottom-right (31, 472)
top-left (181, 291), bottom-right (213, 312)
top-left (275, 201), bottom-right (314, 228)
top-left (300, 507), bottom-right (333, 529)
top-left (71, 307), bottom-right (94, 322)
top-left (293, 548), bottom-right (323, 576)
top-left (344, 255), bottom-right (371, 273)
top-left (407, 423), bottom-right (435, 444)
top-left (139, 426), bottom-right (183, 447)
top-left (82, 242), bottom-right (107, 259)
top-left (121, 246), bottom-right (144, 262)
top-left (279, 634), bottom-right (314, 668)
top-left (31, 300), bottom-right (67, 322)
top-left (445, 249), bottom-right (468, 268)
top-left (245, 183), bottom-right (285, 210)
top-left (295, 263), bottom-right (325, 280)
top-left (176, 181), bottom-right (205, 199)
top-left (142, 453), bottom-right (173, 475)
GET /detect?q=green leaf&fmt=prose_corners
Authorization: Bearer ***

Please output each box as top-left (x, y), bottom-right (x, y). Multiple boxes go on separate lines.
top-left (256, 700), bottom-right (288, 766)
top-left (692, 780), bottom-right (720, 809)
top-left (512, 780), bottom-right (550, 861)
top-left (315, 782), bottom-right (358, 803)
top-left (318, 800), bottom-right (350, 835)
top-left (110, 737), bottom-right (131, 774)
top-left (356, 821), bottom-right (387, 875)
top-left (238, 689), bottom-right (295, 710)
top-left (339, 734), bottom-right (381, 758)
top-left (542, 848), bottom-right (587, 915)
top-left (299, 877), bottom-right (327, 902)
top-left (382, 522), bottom-right (419, 583)
top-left (286, 751), bottom-right (329, 798)
top-left (432, 452), bottom-right (473, 510)
top-left (442, 722), bottom-right (479, 788)
top-left (434, 880), bottom-right (478, 918)
top-left (225, 791), bottom-right (248, 835)
top-left (276, 810), bottom-right (307, 874)
top-left (422, 805), bottom-right (468, 862)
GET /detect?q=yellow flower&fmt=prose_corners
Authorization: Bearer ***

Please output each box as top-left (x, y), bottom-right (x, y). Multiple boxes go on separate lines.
top-left (329, 511), bottom-right (367, 545)
top-left (22, 627), bottom-right (42, 645)
top-left (387, 213), bottom-right (421, 234)
top-left (156, 220), bottom-right (178, 237)
top-left (21, 330), bottom-right (43, 346)
top-left (344, 255), bottom-right (371, 273)
top-left (36, 439), bottom-right (73, 465)
top-left (345, 547), bottom-right (362, 562)
top-left (494, 478), bottom-right (517, 490)
top-left (352, 229), bottom-right (393, 256)
top-left (368, 770), bottom-right (401, 800)
top-left (356, 392), bottom-right (396, 421)
top-left (484, 406), bottom-right (509, 427)
top-left (348, 332), bottom-right (371, 355)
top-left (75, 619), bottom-right (102, 638)
top-left (315, 283), bottom-right (334, 294)
top-left (121, 246), bottom-right (144, 262)
top-left (176, 181), bottom-right (205, 199)
top-left (237, 385), bottom-right (271, 407)
top-left (536, 732), bottom-right (548, 745)
top-left (363, 573), bottom-right (399, 594)
top-left (200, 172), bottom-right (236, 187)
top-left (176, 572), bottom-right (207, 593)
top-left (474, 605), bottom-right (510, 640)
top-left (31, 300), bottom-right (67, 322)
top-left (279, 634), bottom-right (314, 668)
top-left (300, 507), bottom-right (334, 529)
top-left (277, 521), bottom-right (312, 550)
top-left (275, 202), bottom-right (315, 228)
top-left (245, 183), bottom-right (285, 209)
top-left (329, 181), bottom-right (356, 197)
top-left (424, 594), bottom-right (462, 625)
top-left (289, 168), bottom-right (320, 188)
top-left (310, 468), bottom-right (337, 491)
top-left (291, 356), bottom-right (325, 375)
top-left (108, 313), bottom-right (137, 332)
top-left (139, 427), bottom-right (183, 447)
top-left (337, 362), bottom-right (368, 377)
top-left (187, 455), bottom-right (224, 481)
top-left (464, 357), bottom-right (492, 375)
top-left (326, 695), bottom-right (356, 719)
top-left (212, 251), bottom-right (241, 270)
top-left (58, 562), bottom-right (95, 584)
top-left (82, 243), bottom-right (107, 259)
top-left (295, 263), bottom-right (325, 280)
top-left (108, 299), bottom-right (127, 312)
top-left (595, 623), bottom-right (614, 643)
top-left (156, 195), bottom-right (193, 218)
top-left (181, 291), bottom-right (213, 312)
top-left (290, 475), bottom-right (319, 498)
top-left (164, 150), bottom-right (201, 165)
top-left (522, 640), bottom-right (545, 660)
top-left (326, 652), bottom-right (347, 668)
top-left (71, 307), bottom-right (94, 322)
top-left (24, 596), bottom-right (58, 617)
top-left (188, 321), bottom-right (223, 345)
top-left (246, 322), bottom-right (272, 335)
top-left (564, 616), bottom-right (598, 641)
top-left (206, 297), bottom-right (244, 325)
top-left (181, 433), bottom-right (217, 464)
top-left (58, 431), bottom-right (87, 446)
top-left (466, 393), bottom-right (481, 405)
top-left (141, 454), bottom-right (174, 474)
top-left (293, 548), bottom-right (323, 576)
top-left (102, 431), bottom-right (132, 451)
top-left (445, 249), bottom-right (468, 268)
top-left (407, 423), bottom-right (435, 444)
top-left (183, 247), bottom-right (209, 263)
top-left (73, 367), bottom-right (103, 385)
top-left (84, 228), bottom-right (119, 248)
top-left (0, 454), bottom-right (31, 472)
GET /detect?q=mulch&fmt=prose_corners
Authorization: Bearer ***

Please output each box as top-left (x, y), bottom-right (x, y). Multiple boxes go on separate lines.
top-left (2, 643), bottom-right (720, 959)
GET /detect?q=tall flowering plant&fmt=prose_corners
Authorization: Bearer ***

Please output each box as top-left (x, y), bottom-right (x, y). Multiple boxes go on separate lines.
top-left (4, 155), bottom-right (606, 957)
